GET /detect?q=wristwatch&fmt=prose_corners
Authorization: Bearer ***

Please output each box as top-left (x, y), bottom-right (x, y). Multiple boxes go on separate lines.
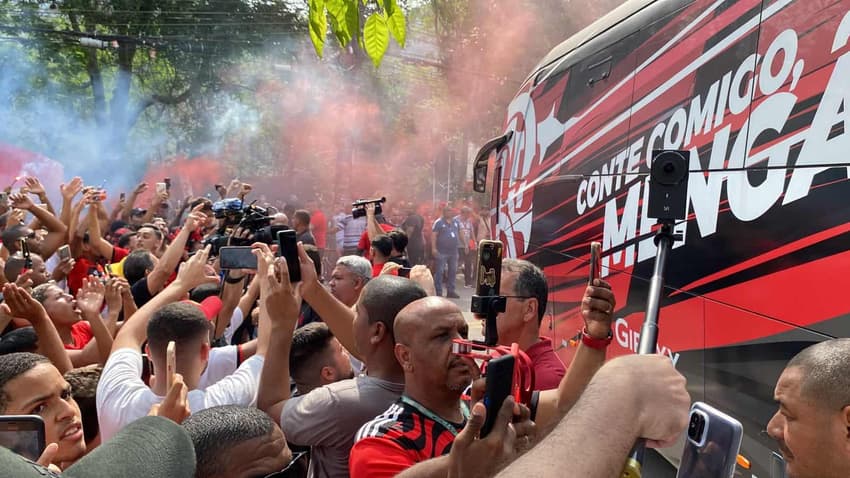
top-left (581, 326), bottom-right (613, 350)
top-left (224, 272), bottom-right (245, 284)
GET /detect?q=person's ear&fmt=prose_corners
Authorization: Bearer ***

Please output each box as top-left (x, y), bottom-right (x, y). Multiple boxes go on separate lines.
top-left (395, 343), bottom-right (412, 372)
top-left (320, 365), bottom-right (336, 383)
top-left (842, 405), bottom-right (850, 440)
top-left (523, 298), bottom-right (538, 324)
top-left (200, 341), bottom-right (211, 363)
top-left (371, 321), bottom-right (386, 345)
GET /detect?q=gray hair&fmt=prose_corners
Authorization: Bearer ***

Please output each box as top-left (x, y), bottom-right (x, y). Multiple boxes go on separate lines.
top-left (787, 339), bottom-right (850, 411)
top-left (502, 259), bottom-right (548, 324)
top-left (336, 255), bottom-right (372, 282)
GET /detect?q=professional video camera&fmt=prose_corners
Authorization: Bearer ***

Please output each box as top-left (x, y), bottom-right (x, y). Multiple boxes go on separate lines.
top-left (352, 197), bottom-right (386, 219)
top-left (204, 198), bottom-right (287, 255)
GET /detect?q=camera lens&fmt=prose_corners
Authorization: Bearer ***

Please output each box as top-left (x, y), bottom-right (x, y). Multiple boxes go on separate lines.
top-left (483, 251), bottom-right (491, 261)
top-left (687, 411), bottom-right (706, 441)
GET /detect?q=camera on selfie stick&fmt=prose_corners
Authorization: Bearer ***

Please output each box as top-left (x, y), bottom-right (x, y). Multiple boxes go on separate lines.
top-left (451, 240), bottom-right (537, 410)
top-left (621, 150), bottom-right (689, 478)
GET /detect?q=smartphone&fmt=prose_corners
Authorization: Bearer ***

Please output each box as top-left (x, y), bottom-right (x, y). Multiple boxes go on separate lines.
top-left (166, 341), bottom-right (176, 391)
top-left (0, 191), bottom-right (8, 207)
top-left (219, 246), bottom-right (258, 270)
top-left (0, 415), bottom-right (46, 461)
top-left (480, 354), bottom-right (515, 438)
top-left (676, 402), bottom-right (744, 478)
top-left (277, 230), bottom-right (301, 283)
top-left (398, 267), bottom-right (412, 278)
top-left (476, 240), bottom-right (503, 297)
top-left (120, 192), bottom-right (126, 202)
top-left (163, 177), bottom-right (172, 192)
top-left (58, 244), bottom-right (71, 261)
top-left (589, 241), bottom-right (601, 284)
top-left (156, 182), bottom-right (167, 195)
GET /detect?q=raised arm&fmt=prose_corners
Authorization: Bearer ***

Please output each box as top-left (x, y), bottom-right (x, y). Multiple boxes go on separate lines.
top-left (1, 284), bottom-right (73, 374)
top-left (255, 244), bottom-right (301, 422)
top-left (146, 204), bottom-right (207, 295)
top-left (365, 203), bottom-right (384, 242)
top-left (297, 247), bottom-right (359, 359)
top-left (76, 277), bottom-right (114, 365)
top-left (122, 182), bottom-right (147, 221)
top-left (111, 245), bottom-right (219, 352)
top-left (59, 177), bottom-right (83, 232)
top-left (534, 279), bottom-right (616, 429)
top-left (23, 177), bottom-right (55, 216)
top-left (10, 193), bottom-right (67, 258)
top-left (87, 199), bottom-right (116, 261)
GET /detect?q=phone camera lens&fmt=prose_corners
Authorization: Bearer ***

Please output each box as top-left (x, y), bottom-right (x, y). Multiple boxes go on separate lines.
top-left (687, 412), bottom-right (705, 441)
top-left (483, 252), bottom-right (491, 261)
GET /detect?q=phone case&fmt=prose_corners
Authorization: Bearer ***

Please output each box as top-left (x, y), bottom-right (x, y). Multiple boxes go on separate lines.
top-left (475, 240), bottom-right (503, 297)
top-left (0, 415), bottom-right (46, 461)
top-left (480, 354), bottom-right (515, 438)
top-left (676, 401), bottom-right (744, 478)
top-left (277, 230), bottom-right (301, 282)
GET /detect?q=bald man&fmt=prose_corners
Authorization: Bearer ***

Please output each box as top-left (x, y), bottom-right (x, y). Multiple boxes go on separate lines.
top-left (349, 297), bottom-right (534, 477)
top-left (768, 338), bottom-right (850, 478)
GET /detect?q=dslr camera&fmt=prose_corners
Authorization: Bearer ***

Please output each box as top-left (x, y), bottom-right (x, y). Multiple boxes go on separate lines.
top-left (204, 198), bottom-right (286, 255)
top-left (352, 197), bottom-right (386, 219)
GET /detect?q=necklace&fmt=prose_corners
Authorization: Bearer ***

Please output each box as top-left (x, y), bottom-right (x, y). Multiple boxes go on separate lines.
top-left (400, 395), bottom-right (470, 437)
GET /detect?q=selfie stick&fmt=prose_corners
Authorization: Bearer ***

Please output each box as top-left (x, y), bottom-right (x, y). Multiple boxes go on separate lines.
top-left (620, 219), bottom-right (681, 478)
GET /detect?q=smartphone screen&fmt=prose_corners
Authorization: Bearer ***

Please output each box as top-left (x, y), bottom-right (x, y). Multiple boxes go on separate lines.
top-left (58, 245), bottom-right (71, 260)
top-left (589, 241), bottom-right (601, 284)
top-left (156, 182), bottom-right (167, 195)
top-left (277, 230), bottom-right (301, 283)
top-left (0, 415), bottom-right (46, 461)
top-left (480, 354), bottom-right (515, 438)
top-left (676, 402), bottom-right (744, 478)
top-left (164, 178), bottom-right (172, 191)
top-left (219, 246), bottom-right (258, 270)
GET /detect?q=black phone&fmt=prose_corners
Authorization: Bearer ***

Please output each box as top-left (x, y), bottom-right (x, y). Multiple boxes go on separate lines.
top-left (119, 192), bottom-right (126, 202)
top-left (398, 267), bottom-right (412, 278)
top-left (277, 230), bottom-right (301, 283)
top-left (480, 354), bottom-right (515, 438)
top-left (0, 415), bottom-right (46, 461)
top-left (164, 177), bottom-right (172, 191)
top-left (219, 246), bottom-right (258, 270)
top-left (589, 241), bottom-right (601, 284)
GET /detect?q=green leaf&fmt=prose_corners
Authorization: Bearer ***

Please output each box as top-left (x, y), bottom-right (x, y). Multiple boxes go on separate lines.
top-left (326, 0), bottom-right (352, 46)
top-left (308, 0), bottom-right (327, 58)
top-left (363, 12), bottom-right (389, 67)
top-left (345, 1), bottom-right (360, 46)
top-left (387, 8), bottom-right (405, 48)
top-left (382, 0), bottom-right (395, 17)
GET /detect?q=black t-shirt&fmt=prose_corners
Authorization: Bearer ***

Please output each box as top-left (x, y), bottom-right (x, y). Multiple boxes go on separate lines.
top-left (296, 231), bottom-right (316, 246)
top-left (388, 256), bottom-right (411, 268)
top-left (401, 214), bottom-right (424, 247)
top-left (131, 277), bottom-right (154, 308)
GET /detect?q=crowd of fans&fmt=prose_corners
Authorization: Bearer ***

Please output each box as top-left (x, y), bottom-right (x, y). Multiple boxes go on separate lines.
top-left (0, 175), bottom-right (847, 478)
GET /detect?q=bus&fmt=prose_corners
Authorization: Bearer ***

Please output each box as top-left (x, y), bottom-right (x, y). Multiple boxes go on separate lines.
top-left (472, 0), bottom-right (850, 476)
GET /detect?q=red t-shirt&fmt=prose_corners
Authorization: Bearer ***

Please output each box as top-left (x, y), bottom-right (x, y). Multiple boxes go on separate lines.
top-left (67, 246), bottom-right (130, 295)
top-left (311, 209), bottom-right (327, 249)
top-left (350, 397), bottom-right (464, 478)
top-left (64, 321), bottom-right (94, 350)
top-left (525, 337), bottom-right (567, 391)
top-left (357, 223), bottom-right (395, 261)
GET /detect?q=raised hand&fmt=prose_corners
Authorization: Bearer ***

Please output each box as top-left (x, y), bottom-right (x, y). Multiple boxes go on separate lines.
top-left (149, 373), bottom-right (190, 424)
top-left (255, 243), bottom-right (300, 327)
top-left (104, 277), bottom-right (123, 313)
top-left (5, 208), bottom-right (25, 229)
top-left (581, 278), bottom-right (616, 339)
top-left (9, 193), bottom-right (34, 211)
top-left (60, 177), bottom-right (83, 201)
top-left (133, 182), bottom-right (148, 195)
top-left (183, 204), bottom-right (208, 233)
top-left (174, 245), bottom-right (219, 290)
top-left (2, 283), bottom-right (47, 322)
top-left (76, 276), bottom-right (106, 317)
top-left (24, 177), bottom-right (46, 196)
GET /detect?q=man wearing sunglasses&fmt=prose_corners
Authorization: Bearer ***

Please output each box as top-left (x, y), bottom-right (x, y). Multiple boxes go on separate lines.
top-left (492, 259), bottom-right (615, 391)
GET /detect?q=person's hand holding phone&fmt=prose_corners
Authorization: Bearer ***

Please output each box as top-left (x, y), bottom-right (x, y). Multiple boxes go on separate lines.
top-left (183, 204), bottom-right (208, 233)
top-left (446, 397), bottom-right (527, 478)
top-left (149, 372), bottom-right (190, 425)
top-left (254, 243), bottom-right (300, 328)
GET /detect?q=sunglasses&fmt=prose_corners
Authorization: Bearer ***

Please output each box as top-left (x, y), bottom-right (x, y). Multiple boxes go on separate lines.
top-left (260, 451), bottom-right (308, 478)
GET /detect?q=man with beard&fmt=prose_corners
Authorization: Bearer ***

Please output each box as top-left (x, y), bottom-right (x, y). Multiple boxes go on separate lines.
top-left (767, 338), bottom-right (850, 478)
top-left (290, 323), bottom-right (355, 396)
top-left (349, 297), bottom-right (535, 477)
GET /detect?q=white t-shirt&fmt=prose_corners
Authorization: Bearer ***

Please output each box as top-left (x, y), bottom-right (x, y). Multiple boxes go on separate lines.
top-left (197, 345), bottom-right (239, 390)
top-left (222, 308), bottom-right (245, 345)
top-left (96, 347), bottom-right (264, 442)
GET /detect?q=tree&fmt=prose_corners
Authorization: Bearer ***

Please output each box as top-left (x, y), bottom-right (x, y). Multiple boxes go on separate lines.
top-left (308, 0), bottom-right (406, 67)
top-left (0, 0), bottom-right (305, 175)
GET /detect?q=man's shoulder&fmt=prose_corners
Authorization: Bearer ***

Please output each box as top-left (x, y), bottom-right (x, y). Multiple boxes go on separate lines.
top-left (355, 400), bottom-right (408, 442)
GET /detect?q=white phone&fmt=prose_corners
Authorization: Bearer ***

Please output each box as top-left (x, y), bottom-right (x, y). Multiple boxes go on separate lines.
top-left (156, 182), bottom-right (167, 195)
top-left (676, 401), bottom-right (744, 478)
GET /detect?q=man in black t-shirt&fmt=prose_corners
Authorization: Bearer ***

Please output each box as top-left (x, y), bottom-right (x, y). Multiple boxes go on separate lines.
top-left (401, 206), bottom-right (425, 266)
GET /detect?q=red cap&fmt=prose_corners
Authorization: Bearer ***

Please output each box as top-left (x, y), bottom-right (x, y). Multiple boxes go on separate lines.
top-left (182, 296), bottom-right (223, 321)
